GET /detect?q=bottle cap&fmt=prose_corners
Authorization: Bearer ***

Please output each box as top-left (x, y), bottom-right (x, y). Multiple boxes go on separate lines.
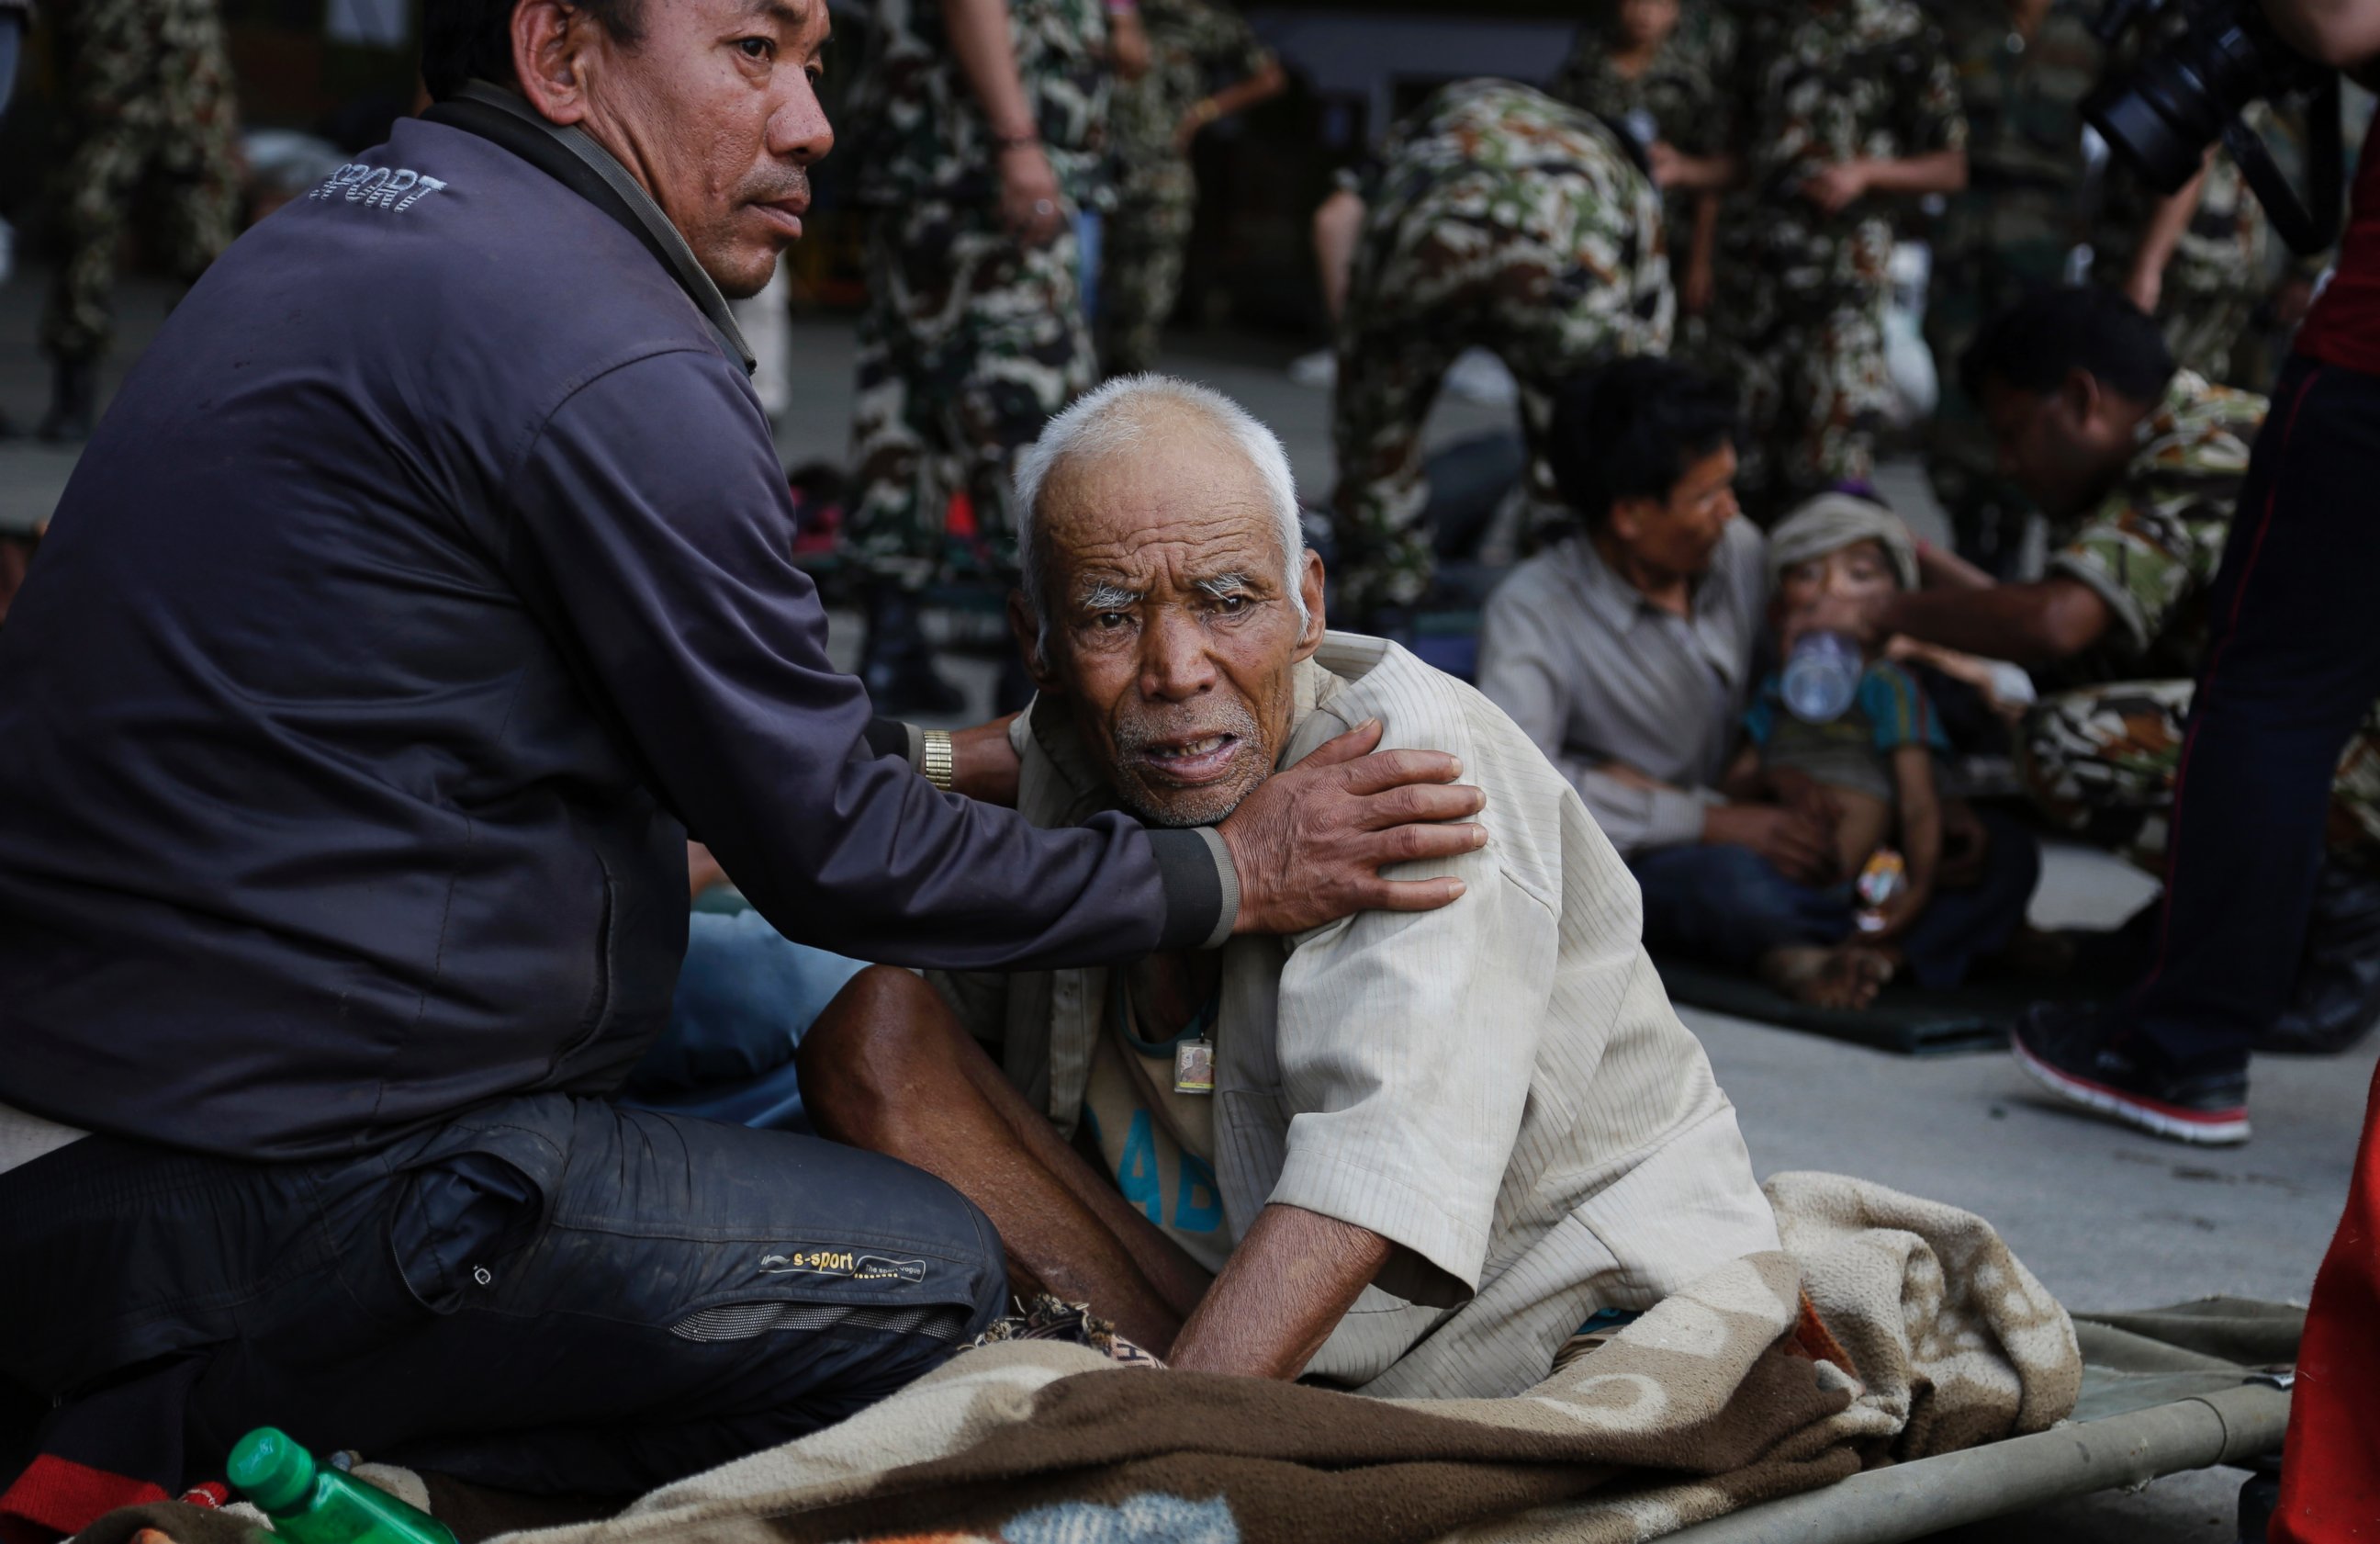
top-left (228, 1427), bottom-right (316, 1514)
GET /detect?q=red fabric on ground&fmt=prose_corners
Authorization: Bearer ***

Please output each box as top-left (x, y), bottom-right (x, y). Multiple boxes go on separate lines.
top-left (0, 1455), bottom-right (171, 1544)
top-left (2271, 1055), bottom-right (2380, 1543)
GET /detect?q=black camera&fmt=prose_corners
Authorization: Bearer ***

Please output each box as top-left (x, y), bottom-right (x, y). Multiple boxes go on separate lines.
top-left (2083, 0), bottom-right (2343, 254)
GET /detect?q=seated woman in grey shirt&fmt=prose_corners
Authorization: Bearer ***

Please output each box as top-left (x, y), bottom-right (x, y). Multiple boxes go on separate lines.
top-left (797, 376), bottom-right (1779, 1395)
top-left (1477, 359), bottom-right (2038, 1009)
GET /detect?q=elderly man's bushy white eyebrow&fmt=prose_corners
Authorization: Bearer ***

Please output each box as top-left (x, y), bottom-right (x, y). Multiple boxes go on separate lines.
top-left (1078, 579), bottom-right (1142, 611)
top-left (1196, 572), bottom-right (1256, 599)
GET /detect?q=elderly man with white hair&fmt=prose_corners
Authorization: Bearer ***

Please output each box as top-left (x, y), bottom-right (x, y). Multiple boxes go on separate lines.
top-left (796, 375), bottom-right (1779, 1394)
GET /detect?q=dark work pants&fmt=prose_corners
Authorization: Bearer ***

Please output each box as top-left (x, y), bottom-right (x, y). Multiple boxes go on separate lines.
top-left (2127, 356), bottom-right (2380, 1072)
top-left (0, 1094), bottom-right (1005, 1503)
top-left (1630, 811), bottom-right (2041, 990)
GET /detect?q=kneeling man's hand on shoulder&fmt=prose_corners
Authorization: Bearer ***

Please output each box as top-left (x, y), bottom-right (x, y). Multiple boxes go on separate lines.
top-left (1220, 719), bottom-right (1488, 935)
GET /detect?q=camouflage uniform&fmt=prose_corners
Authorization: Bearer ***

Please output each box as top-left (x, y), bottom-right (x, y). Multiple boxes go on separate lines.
top-left (1546, 4), bottom-right (1737, 350)
top-left (2095, 85), bottom-right (2277, 387)
top-left (2015, 373), bottom-right (2380, 863)
top-left (39, 0), bottom-right (241, 366)
top-left (1329, 80), bottom-right (1672, 619)
top-left (1098, 0), bottom-right (1274, 377)
top-left (1921, 0), bottom-right (2101, 568)
top-left (1709, 0), bottom-right (1966, 513)
top-left (845, 0), bottom-right (1110, 587)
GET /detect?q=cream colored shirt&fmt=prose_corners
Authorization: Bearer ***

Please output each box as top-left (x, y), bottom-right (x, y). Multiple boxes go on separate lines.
top-left (933, 633), bottom-right (1779, 1397)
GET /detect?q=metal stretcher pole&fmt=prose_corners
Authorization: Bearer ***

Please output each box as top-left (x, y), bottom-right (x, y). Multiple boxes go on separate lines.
top-left (1656, 1382), bottom-right (2290, 1544)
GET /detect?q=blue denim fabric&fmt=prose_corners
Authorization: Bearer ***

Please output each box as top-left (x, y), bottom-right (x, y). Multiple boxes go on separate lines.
top-left (617, 907), bottom-right (867, 1133)
top-left (1631, 811), bottom-right (2040, 990)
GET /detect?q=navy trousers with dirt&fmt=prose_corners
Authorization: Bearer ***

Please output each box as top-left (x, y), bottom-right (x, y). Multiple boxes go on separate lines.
top-left (2124, 357), bottom-right (2380, 1073)
top-left (0, 1095), bottom-right (1005, 1501)
top-left (1631, 811), bottom-right (2041, 989)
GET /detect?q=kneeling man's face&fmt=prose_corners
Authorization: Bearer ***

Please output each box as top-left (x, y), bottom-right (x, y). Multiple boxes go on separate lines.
top-left (1017, 415), bottom-right (1329, 828)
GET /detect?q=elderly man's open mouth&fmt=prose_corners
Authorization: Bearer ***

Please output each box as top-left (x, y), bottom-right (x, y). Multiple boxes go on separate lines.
top-left (1138, 730), bottom-right (1245, 785)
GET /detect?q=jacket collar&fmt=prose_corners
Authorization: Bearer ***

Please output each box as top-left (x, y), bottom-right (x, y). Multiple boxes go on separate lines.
top-left (429, 81), bottom-right (756, 375)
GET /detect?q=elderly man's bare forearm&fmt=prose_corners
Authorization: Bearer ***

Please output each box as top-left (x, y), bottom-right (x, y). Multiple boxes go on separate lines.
top-left (1165, 1204), bottom-right (1394, 1378)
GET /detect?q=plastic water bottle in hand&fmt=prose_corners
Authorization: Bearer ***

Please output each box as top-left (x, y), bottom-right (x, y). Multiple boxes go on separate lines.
top-left (1781, 631), bottom-right (1863, 724)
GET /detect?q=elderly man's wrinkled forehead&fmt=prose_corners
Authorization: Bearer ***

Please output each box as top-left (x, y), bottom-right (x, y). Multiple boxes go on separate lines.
top-left (1031, 400), bottom-right (1288, 591)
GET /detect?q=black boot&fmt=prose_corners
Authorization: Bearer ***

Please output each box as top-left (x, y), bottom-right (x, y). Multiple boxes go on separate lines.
top-left (859, 583), bottom-right (965, 718)
top-left (2260, 861), bottom-right (2380, 1055)
top-left (35, 358), bottom-right (97, 444)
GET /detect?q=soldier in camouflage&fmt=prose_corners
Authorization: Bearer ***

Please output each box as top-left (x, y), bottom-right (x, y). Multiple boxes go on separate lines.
top-left (1325, 78), bottom-right (1673, 621)
top-left (2008, 358), bottom-right (2380, 863)
top-left (1862, 287), bottom-right (2380, 866)
top-left (843, 0), bottom-right (1115, 710)
top-left (37, 0), bottom-right (241, 442)
top-left (1921, 0), bottom-right (2101, 571)
top-left (2094, 16), bottom-right (2283, 388)
top-left (1547, 0), bottom-right (1739, 348)
top-left (1707, 0), bottom-right (1968, 516)
top-left (1098, 0), bottom-right (1281, 377)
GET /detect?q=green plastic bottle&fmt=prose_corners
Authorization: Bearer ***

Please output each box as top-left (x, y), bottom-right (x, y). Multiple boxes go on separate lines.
top-left (226, 1427), bottom-right (459, 1544)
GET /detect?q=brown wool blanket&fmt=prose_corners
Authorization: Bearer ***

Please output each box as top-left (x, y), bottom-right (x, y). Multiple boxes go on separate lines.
top-left (483, 1173), bottom-right (2080, 1544)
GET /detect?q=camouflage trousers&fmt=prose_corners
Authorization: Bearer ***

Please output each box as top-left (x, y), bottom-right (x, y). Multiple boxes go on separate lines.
top-left (40, 0), bottom-right (241, 366)
top-left (2019, 679), bottom-right (2380, 871)
top-left (1330, 219), bottom-right (1666, 619)
top-left (2159, 284), bottom-right (2262, 390)
top-left (847, 199), bottom-right (1095, 588)
top-left (1098, 163), bottom-right (1195, 378)
top-left (1727, 285), bottom-right (1892, 518)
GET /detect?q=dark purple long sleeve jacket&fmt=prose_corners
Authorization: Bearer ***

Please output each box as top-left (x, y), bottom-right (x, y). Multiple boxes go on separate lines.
top-left (0, 117), bottom-right (1226, 1160)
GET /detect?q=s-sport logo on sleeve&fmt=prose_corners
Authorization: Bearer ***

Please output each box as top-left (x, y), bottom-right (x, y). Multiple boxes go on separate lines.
top-left (312, 163), bottom-right (449, 211)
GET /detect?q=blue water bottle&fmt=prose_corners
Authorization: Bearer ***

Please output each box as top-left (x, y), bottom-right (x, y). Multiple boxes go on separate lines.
top-left (1780, 631), bottom-right (1863, 724)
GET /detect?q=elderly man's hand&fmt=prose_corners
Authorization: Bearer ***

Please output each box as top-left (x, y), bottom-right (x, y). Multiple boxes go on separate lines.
top-left (1218, 719), bottom-right (1487, 933)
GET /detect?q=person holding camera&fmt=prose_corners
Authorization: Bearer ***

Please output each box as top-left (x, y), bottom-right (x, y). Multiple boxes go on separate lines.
top-left (2017, 1), bottom-right (2380, 1531)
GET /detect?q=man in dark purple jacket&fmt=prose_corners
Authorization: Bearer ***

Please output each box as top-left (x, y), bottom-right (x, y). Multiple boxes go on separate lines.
top-left (0, 0), bottom-right (1483, 1508)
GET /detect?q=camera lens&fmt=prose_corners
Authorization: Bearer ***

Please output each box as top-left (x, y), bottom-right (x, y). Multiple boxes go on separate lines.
top-left (2084, 2), bottom-right (2319, 196)
top-left (2084, 52), bottom-right (2227, 194)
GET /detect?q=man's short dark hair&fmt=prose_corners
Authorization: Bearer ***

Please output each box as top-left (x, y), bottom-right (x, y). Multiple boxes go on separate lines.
top-left (1959, 286), bottom-right (2176, 405)
top-left (420, 0), bottom-right (646, 102)
top-left (1545, 356), bottom-right (1738, 527)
